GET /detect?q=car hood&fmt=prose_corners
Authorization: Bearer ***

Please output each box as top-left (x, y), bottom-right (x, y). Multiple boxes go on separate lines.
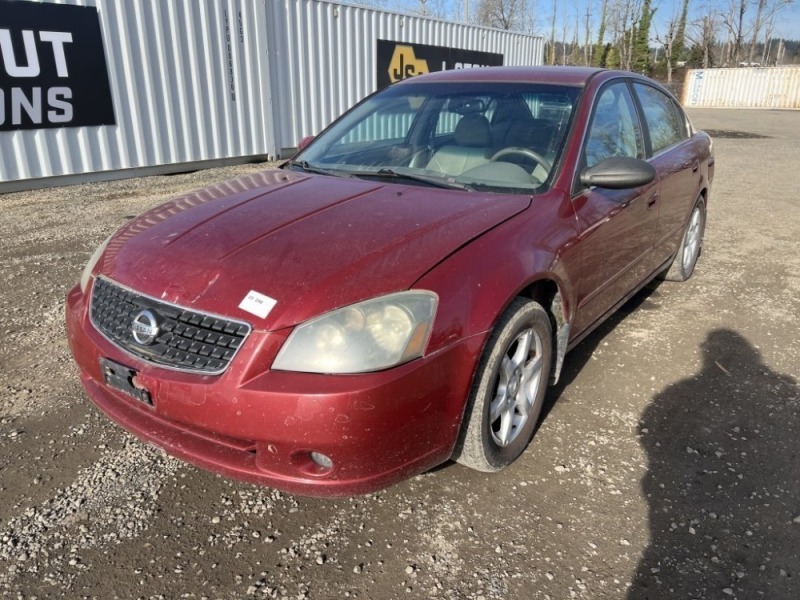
top-left (100, 168), bottom-right (529, 330)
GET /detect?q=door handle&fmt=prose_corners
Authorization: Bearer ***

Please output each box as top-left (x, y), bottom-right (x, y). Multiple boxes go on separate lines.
top-left (647, 194), bottom-right (658, 209)
top-left (692, 161), bottom-right (700, 173)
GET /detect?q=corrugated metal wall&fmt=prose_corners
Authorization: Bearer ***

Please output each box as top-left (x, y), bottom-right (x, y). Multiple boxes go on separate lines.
top-left (265, 0), bottom-right (544, 152)
top-left (683, 67), bottom-right (800, 109)
top-left (1, 0), bottom-right (275, 188)
top-left (2, 0), bottom-right (544, 190)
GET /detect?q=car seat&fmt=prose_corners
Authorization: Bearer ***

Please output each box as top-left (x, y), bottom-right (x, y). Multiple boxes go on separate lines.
top-left (426, 115), bottom-right (492, 176)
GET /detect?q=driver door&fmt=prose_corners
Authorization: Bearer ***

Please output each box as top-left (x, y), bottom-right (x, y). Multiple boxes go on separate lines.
top-left (571, 81), bottom-right (660, 335)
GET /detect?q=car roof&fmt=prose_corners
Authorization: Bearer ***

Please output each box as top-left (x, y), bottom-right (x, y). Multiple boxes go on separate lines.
top-left (398, 66), bottom-right (607, 87)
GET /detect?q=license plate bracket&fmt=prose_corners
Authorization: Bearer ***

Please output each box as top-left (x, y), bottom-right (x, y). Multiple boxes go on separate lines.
top-left (100, 358), bottom-right (152, 406)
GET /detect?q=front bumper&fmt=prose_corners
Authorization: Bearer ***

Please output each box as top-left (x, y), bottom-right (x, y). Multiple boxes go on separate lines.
top-left (66, 283), bottom-right (484, 496)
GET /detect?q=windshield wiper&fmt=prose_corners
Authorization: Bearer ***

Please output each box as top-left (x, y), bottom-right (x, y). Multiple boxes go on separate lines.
top-left (346, 168), bottom-right (472, 191)
top-left (286, 160), bottom-right (350, 178)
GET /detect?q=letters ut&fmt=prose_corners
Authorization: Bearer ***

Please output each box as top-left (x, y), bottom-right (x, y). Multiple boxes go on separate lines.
top-left (0, 30), bottom-right (74, 77)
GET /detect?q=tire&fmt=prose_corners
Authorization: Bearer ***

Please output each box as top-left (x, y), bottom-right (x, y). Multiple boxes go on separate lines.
top-left (662, 197), bottom-right (706, 282)
top-left (453, 297), bottom-right (553, 472)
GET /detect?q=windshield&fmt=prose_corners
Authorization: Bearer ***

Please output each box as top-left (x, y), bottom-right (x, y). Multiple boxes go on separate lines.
top-left (289, 81), bottom-right (580, 194)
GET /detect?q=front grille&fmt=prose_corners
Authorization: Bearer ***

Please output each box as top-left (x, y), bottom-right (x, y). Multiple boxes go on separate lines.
top-left (90, 277), bottom-right (250, 374)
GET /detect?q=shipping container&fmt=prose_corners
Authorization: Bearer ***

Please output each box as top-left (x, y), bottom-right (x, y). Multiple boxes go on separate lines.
top-left (265, 0), bottom-right (545, 154)
top-left (683, 67), bottom-right (800, 110)
top-left (0, 0), bottom-right (544, 191)
top-left (1, 0), bottom-right (275, 191)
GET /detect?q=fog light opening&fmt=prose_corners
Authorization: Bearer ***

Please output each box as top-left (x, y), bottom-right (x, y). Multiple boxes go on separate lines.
top-left (310, 451), bottom-right (333, 470)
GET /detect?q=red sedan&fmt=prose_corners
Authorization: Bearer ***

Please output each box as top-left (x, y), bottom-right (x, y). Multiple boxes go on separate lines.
top-left (66, 67), bottom-right (713, 496)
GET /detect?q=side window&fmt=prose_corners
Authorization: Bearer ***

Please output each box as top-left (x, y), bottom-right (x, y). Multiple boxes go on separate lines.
top-left (584, 82), bottom-right (643, 168)
top-left (633, 83), bottom-right (688, 154)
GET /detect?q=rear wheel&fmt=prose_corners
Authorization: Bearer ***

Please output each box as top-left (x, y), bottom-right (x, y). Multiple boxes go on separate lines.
top-left (454, 298), bottom-right (552, 472)
top-left (662, 197), bottom-right (706, 282)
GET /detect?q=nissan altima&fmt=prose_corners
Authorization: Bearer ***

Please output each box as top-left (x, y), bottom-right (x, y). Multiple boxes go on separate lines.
top-left (66, 67), bottom-right (713, 496)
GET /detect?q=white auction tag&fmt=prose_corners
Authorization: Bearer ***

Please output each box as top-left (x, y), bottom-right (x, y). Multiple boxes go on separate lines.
top-left (238, 290), bottom-right (277, 319)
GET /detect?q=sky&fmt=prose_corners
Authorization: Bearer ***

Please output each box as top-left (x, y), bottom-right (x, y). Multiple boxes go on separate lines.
top-left (538, 1), bottom-right (799, 43)
top-left (384, 0), bottom-right (800, 43)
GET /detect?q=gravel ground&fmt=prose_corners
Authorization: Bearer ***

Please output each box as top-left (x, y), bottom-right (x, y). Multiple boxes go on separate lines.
top-left (1, 109), bottom-right (798, 600)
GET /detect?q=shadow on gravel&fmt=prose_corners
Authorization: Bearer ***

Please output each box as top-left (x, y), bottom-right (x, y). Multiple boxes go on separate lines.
top-left (629, 329), bottom-right (800, 599)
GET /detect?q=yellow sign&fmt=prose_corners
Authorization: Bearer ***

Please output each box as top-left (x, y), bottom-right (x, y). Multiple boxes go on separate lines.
top-left (388, 45), bottom-right (429, 83)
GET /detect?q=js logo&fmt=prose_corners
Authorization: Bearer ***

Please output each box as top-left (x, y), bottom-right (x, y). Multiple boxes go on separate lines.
top-left (389, 45), bottom-right (429, 83)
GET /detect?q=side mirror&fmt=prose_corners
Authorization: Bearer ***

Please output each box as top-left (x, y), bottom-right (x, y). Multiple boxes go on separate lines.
top-left (297, 135), bottom-right (315, 152)
top-left (580, 157), bottom-right (656, 189)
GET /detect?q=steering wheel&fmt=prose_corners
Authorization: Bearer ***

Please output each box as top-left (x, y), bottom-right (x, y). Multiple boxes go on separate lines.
top-left (490, 147), bottom-right (552, 173)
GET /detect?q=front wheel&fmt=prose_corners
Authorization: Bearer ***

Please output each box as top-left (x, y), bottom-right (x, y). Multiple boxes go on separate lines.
top-left (453, 298), bottom-right (553, 472)
top-left (662, 197), bottom-right (706, 282)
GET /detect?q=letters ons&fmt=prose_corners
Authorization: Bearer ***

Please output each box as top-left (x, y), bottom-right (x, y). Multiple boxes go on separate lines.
top-left (0, 29), bottom-right (75, 126)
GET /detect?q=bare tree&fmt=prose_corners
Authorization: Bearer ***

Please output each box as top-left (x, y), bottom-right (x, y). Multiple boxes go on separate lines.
top-left (774, 37), bottom-right (785, 64)
top-left (584, 4), bottom-right (593, 65)
top-left (700, 14), bottom-right (716, 67)
top-left (715, 0), bottom-right (795, 65)
top-left (687, 7), bottom-right (720, 68)
top-left (658, 18), bottom-right (680, 80)
top-left (523, 0), bottom-right (540, 36)
top-left (722, 0), bottom-right (748, 64)
top-left (607, 0), bottom-right (645, 70)
top-left (548, 0), bottom-right (557, 65)
top-left (748, 0), bottom-right (768, 62)
top-left (761, 14), bottom-right (776, 63)
top-left (571, 9), bottom-right (581, 65)
top-left (475, 0), bottom-right (526, 30)
top-left (749, 0), bottom-right (794, 63)
top-left (656, 0), bottom-right (690, 83)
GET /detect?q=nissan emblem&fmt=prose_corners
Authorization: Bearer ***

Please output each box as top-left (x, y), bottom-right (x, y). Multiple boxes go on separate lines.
top-left (131, 309), bottom-right (160, 345)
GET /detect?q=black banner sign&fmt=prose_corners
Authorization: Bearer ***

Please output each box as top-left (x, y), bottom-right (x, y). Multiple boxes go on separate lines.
top-left (0, 1), bottom-right (115, 131)
top-left (376, 40), bottom-right (503, 89)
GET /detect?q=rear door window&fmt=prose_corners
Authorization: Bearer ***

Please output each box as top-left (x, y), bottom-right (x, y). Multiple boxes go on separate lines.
top-left (633, 83), bottom-right (688, 154)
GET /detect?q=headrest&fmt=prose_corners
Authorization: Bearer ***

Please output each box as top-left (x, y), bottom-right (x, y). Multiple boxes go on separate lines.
top-left (491, 103), bottom-right (535, 126)
top-left (454, 114), bottom-right (491, 147)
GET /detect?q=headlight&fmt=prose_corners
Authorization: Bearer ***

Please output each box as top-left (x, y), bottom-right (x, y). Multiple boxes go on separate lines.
top-left (273, 291), bottom-right (438, 374)
top-left (79, 234), bottom-right (113, 294)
